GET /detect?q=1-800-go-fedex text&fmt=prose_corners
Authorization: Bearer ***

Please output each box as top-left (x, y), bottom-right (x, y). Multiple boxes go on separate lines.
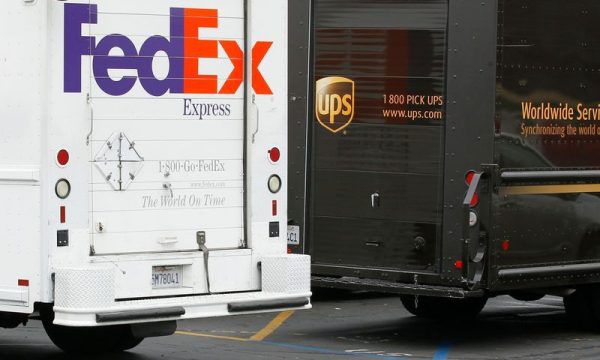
top-left (159, 160), bottom-right (226, 174)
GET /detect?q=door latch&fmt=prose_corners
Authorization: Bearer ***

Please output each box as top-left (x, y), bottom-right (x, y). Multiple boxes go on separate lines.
top-left (196, 231), bottom-right (211, 294)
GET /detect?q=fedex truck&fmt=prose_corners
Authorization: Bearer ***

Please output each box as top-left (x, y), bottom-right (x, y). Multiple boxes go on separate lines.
top-left (289, 0), bottom-right (600, 326)
top-left (0, 0), bottom-right (310, 353)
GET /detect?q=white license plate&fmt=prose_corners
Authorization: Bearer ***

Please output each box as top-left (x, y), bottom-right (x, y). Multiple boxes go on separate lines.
top-left (287, 225), bottom-right (300, 245)
top-left (152, 266), bottom-right (183, 289)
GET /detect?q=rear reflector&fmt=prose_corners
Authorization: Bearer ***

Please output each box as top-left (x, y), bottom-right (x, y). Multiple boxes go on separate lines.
top-left (18, 279), bottom-right (29, 287)
top-left (60, 206), bottom-right (66, 224)
top-left (272, 200), bottom-right (277, 216)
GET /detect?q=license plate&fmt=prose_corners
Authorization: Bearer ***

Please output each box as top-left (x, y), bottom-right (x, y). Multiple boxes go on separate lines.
top-left (287, 225), bottom-right (300, 245)
top-left (152, 265), bottom-right (183, 289)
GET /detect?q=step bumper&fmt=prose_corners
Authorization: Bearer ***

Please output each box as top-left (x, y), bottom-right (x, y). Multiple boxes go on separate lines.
top-left (52, 255), bottom-right (311, 327)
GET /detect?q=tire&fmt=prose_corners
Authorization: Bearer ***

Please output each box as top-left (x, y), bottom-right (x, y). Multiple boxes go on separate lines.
top-left (400, 295), bottom-right (438, 317)
top-left (41, 309), bottom-right (144, 353)
top-left (563, 288), bottom-right (598, 330)
top-left (510, 291), bottom-right (545, 302)
top-left (114, 331), bottom-right (145, 352)
top-left (401, 295), bottom-right (487, 319)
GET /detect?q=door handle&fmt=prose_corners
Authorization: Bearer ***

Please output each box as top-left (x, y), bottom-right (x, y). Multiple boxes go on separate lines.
top-left (251, 96), bottom-right (260, 144)
top-left (365, 241), bottom-right (383, 247)
top-left (371, 192), bottom-right (380, 208)
top-left (85, 93), bottom-right (94, 145)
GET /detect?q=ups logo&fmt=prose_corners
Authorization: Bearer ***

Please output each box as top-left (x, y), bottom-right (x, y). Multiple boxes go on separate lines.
top-left (315, 77), bottom-right (355, 133)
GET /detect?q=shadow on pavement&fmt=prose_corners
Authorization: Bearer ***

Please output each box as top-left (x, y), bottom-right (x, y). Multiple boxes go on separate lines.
top-left (302, 291), bottom-right (597, 351)
top-left (311, 288), bottom-right (397, 302)
top-left (0, 346), bottom-right (145, 360)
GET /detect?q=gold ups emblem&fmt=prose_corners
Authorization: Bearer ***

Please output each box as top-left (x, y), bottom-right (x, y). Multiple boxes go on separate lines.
top-left (315, 77), bottom-right (355, 133)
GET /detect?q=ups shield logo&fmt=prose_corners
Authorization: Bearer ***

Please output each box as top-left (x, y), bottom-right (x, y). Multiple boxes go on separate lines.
top-left (315, 77), bottom-right (355, 133)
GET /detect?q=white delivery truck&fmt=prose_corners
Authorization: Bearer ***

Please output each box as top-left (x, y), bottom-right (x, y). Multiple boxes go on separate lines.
top-left (0, 0), bottom-right (310, 353)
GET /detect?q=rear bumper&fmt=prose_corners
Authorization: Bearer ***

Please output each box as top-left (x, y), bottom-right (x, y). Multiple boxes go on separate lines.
top-left (54, 291), bottom-right (311, 327)
top-left (52, 254), bottom-right (311, 327)
top-left (312, 275), bottom-right (483, 299)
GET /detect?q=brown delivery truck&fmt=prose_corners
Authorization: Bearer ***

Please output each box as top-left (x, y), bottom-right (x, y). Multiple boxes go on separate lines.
top-left (288, 0), bottom-right (600, 323)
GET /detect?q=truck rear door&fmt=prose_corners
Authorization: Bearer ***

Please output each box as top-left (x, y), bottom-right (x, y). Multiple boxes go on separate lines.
top-left (86, 1), bottom-right (246, 255)
top-left (308, 0), bottom-right (448, 272)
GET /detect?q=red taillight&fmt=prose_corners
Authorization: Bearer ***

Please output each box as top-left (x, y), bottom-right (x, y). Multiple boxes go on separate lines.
top-left (57, 149), bottom-right (70, 167)
top-left (470, 193), bottom-right (479, 207)
top-left (454, 260), bottom-right (463, 270)
top-left (18, 279), bottom-right (29, 287)
top-left (287, 247), bottom-right (292, 254)
top-left (60, 206), bottom-right (66, 224)
top-left (502, 240), bottom-right (511, 252)
top-left (272, 200), bottom-right (278, 216)
top-left (268, 147), bottom-right (281, 163)
top-left (465, 170), bottom-right (476, 185)
top-left (465, 170), bottom-right (479, 207)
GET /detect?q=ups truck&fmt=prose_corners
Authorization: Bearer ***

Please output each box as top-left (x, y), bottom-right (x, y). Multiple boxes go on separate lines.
top-left (288, 0), bottom-right (600, 323)
top-left (0, 0), bottom-right (310, 353)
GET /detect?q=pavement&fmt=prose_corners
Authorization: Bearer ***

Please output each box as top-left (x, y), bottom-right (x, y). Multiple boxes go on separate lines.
top-left (1, 290), bottom-right (600, 360)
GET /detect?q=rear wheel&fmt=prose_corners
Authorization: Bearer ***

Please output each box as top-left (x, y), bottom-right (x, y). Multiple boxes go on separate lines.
top-left (41, 309), bottom-right (144, 353)
top-left (564, 288), bottom-right (599, 330)
top-left (509, 291), bottom-right (545, 302)
top-left (114, 332), bottom-right (145, 352)
top-left (401, 295), bottom-right (438, 317)
top-left (401, 295), bottom-right (487, 319)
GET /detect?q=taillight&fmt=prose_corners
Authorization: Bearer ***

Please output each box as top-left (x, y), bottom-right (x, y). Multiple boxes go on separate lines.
top-left (502, 240), bottom-right (511, 252)
top-left (465, 170), bottom-right (479, 207)
top-left (454, 260), bottom-right (463, 270)
top-left (57, 149), bottom-right (70, 167)
top-left (268, 147), bottom-right (281, 163)
top-left (465, 170), bottom-right (475, 185)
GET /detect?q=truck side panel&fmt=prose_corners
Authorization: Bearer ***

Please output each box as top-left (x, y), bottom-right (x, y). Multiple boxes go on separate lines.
top-left (492, 0), bottom-right (600, 290)
top-left (0, 1), bottom-right (45, 312)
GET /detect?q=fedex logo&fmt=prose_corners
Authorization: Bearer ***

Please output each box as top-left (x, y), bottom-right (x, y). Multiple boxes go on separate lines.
top-left (64, 4), bottom-right (273, 96)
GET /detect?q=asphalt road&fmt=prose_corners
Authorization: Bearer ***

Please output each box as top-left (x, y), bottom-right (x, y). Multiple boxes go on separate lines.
top-left (1, 291), bottom-right (599, 360)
